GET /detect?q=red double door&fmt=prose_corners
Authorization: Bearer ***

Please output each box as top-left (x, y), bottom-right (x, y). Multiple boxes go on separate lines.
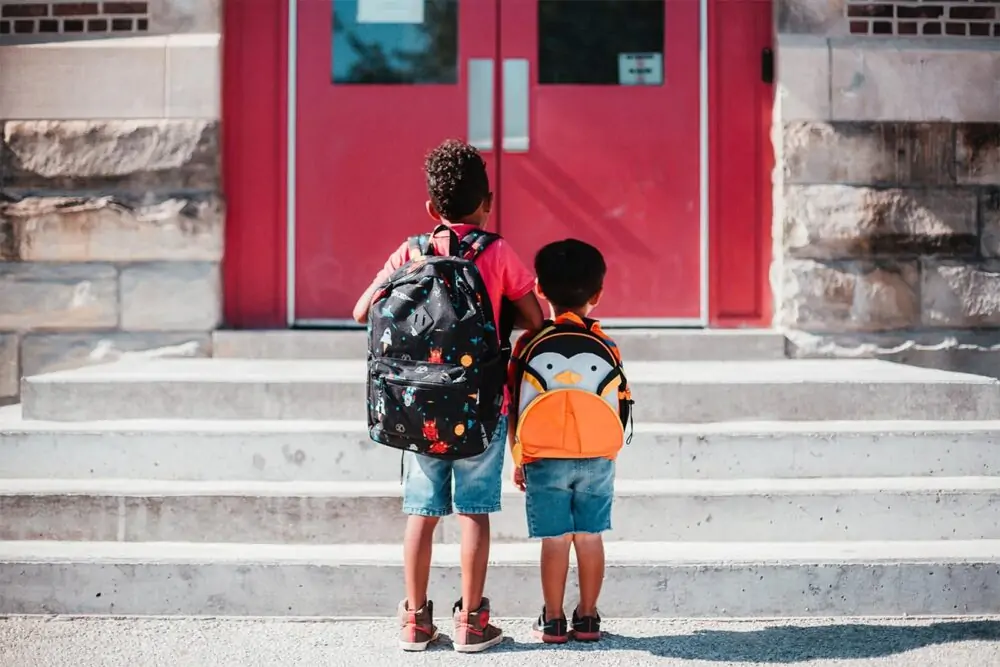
top-left (294, 0), bottom-right (703, 324)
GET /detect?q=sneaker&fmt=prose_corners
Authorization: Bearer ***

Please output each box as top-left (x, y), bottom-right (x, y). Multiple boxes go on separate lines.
top-left (452, 597), bottom-right (504, 653)
top-left (572, 608), bottom-right (602, 642)
top-left (532, 607), bottom-right (569, 644)
top-left (398, 599), bottom-right (439, 651)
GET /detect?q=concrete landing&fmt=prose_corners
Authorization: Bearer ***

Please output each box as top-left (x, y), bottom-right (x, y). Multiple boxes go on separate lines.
top-left (20, 358), bottom-right (1000, 422)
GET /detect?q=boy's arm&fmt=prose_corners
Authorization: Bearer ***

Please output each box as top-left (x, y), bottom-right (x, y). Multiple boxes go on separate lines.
top-left (507, 332), bottom-right (531, 490)
top-left (495, 240), bottom-right (544, 331)
top-left (510, 292), bottom-right (544, 331)
top-left (351, 281), bottom-right (382, 324)
top-left (352, 242), bottom-right (410, 324)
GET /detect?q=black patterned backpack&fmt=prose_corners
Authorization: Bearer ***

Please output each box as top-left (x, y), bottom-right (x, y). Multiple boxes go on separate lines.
top-left (367, 225), bottom-right (509, 460)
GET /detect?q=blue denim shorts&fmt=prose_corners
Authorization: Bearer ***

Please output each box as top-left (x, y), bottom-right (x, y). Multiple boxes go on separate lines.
top-left (523, 457), bottom-right (615, 539)
top-left (402, 418), bottom-right (507, 517)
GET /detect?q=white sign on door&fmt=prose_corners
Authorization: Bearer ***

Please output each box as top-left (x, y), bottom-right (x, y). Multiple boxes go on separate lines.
top-left (618, 52), bottom-right (663, 86)
top-left (357, 0), bottom-right (425, 24)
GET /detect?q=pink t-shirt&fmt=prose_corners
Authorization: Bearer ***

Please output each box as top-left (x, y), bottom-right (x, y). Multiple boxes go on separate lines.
top-left (371, 224), bottom-right (536, 332)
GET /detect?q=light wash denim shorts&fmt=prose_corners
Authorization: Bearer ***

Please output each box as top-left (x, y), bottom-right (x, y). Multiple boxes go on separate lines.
top-left (402, 417), bottom-right (507, 517)
top-left (523, 457), bottom-right (615, 539)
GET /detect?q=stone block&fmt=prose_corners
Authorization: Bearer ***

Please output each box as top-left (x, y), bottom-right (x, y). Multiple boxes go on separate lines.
top-left (777, 37), bottom-right (831, 121)
top-left (956, 124), bottom-right (1000, 185)
top-left (0, 334), bottom-right (16, 398)
top-left (786, 329), bottom-right (1000, 379)
top-left (120, 262), bottom-right (221, 331)
top-left (1, 195), bottom-right (223, 262)
top-left (783, 185), bottom-right (978, 259)
top-left (780, 259), bottom-right (920, 332)
top-left (0, 38), bottom-right (166, 119)
top-left (1, 120), bottom-right (219, 193)
top-left (165, 35), bottom-right (220, 118)
top-left (783, 121), bottom-right (955, 185)
top-left (151, 0), bottom-right (220, 33)
top-left (831, 43), bottom-right (1000, 122)
top-left (776, 0), bottom-right (848, 35)
top-left (0, 264), bottom-right (118, 331)
top-left (983, 191), bottom-right (1000, 258)
top-left (922, 260), bottom-right (1000, 328)
top-left (20, 332), bottom-right (211, 378)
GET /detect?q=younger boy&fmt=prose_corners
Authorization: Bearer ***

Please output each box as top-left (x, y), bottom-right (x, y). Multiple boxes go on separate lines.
top-left (508, 239), bottom-right (625, 644)
top-left (353, 139), bottom-right (544, 652)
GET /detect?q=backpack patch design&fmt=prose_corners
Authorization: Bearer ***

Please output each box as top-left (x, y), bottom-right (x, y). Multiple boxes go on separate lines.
top-left (367, 228), bottom-right (505, 460)
top-left (513, 320), bottom-right (632, 461)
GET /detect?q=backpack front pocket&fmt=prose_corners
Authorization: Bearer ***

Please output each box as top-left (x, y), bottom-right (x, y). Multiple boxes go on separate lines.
top-left (369, 360), bottom-right (481, 456)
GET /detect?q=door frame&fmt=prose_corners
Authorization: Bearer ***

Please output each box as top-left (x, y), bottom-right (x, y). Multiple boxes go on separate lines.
top-left (221, 0), bottom-right (773, 330)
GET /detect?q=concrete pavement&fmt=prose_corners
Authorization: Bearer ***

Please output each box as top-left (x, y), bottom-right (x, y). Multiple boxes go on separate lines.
top-left (2, 616), bottom-right (999, 667)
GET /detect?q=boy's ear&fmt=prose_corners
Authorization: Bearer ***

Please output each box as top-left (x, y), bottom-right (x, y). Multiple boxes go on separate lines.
top-left (482, 192), bottom-right (494, 215)
top-left (534, 280), bottom-right (545, 301)
top-left (589, 288), bottom-right (604, 307)
top-left (425, 200), bottom-right (443, 221)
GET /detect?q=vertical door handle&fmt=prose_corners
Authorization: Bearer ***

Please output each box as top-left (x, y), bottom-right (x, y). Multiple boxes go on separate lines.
top-left (468, 58), bottom-right (494, 151)
top-left (502, 58), bottom-right (529, 152)
top-left (761, 48), bottom-right (775, 84)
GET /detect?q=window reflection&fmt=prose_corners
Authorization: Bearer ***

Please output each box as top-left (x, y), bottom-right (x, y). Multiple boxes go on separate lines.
top-left (539, 0), bottom-right (665, 85)
top-left (332, 0), bottom-right (458, 85)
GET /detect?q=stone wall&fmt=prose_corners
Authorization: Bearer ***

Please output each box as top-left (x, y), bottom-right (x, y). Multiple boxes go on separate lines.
top-left (774, 0), bottom-right (1000, 373)
top-left (0, 0), bottom-right (219, 401)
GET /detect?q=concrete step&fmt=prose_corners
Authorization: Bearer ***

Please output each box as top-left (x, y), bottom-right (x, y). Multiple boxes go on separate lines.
top-left (4, 408), bottom-right (1000, 481)
top-left (4, 477), bottom-right (1000, 544)
top-left (3, 540), bottom-right (999, 617)
top-left (20, 358), bottom-right (1000, 422)
top-left (212, 329), bottom-right (789, 362)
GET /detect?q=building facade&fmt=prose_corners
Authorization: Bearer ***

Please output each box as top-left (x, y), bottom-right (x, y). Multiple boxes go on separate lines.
top-left (1, 0), bottom-right (999, 402)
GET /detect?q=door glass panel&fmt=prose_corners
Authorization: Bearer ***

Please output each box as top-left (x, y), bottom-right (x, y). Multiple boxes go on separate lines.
top-left (538, 0), bottom-right (665, 85)
top-left (332, 0), bottom-right (458, 84)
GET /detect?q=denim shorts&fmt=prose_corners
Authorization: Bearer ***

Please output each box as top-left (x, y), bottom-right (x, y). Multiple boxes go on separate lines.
top-left (402, 418), bottom-right (507, 517)
top-left (523, 457), bottom-right (615, 539)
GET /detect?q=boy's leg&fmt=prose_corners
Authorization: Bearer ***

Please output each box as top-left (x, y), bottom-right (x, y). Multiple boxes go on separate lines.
top-left (451, 419), bottom-right (507, 652)
top-left (541, 535), bottom-right (573, 618)
top-left (523, 458), bottom-right (575, 643)
top-left (569, 457), bottom-right (615, 641)
top-left (399, 452), bottom-right (453, 650)
top-left (403, 515), bottom-right (440, 610)
top-left (573, 533), bottom-right (605, 616)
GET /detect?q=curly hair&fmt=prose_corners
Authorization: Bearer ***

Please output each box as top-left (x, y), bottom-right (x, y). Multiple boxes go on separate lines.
top-left (424, 139), bottom-right (490, 221)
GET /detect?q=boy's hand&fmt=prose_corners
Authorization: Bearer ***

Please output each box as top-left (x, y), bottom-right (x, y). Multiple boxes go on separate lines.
top-left (513, 466), bottom-right (526, 492)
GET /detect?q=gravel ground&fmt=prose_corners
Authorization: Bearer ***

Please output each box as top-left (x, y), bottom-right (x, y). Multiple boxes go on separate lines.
top-left (2, 616), bottom-right (1000, 667)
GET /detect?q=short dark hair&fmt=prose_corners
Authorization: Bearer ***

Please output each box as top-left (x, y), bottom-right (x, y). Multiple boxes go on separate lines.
top-left (535, 239), bottom-right (606, 309)
top-left (424, 139), bottom-right (490, 221)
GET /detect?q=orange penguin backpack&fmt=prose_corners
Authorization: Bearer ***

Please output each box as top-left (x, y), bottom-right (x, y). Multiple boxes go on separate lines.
top-left (511, 314), bottom-right (633, 461)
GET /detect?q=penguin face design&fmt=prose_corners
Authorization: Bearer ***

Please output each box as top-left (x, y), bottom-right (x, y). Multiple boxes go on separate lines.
top-left (519, 335), bottom-right (621, 415)
top-left (529, 352), bottom-right (614, 393)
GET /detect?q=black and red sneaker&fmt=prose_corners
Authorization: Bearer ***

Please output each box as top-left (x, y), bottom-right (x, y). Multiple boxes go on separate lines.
top-left (532, 608), bottom-right (569, 644)
top-left (572, 608), bottom-right (602, 642)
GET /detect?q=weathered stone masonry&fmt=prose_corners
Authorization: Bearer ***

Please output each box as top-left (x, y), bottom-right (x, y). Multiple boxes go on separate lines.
top-left (0, 0), bottom-right (220, 400)
top-left (775, 0), bottom-right (1000, 372)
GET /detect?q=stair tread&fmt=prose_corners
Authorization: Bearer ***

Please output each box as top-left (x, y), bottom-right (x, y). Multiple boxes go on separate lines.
top-left (23, 358), bottom-right (997, 385)
top-left (5, 476), bottom-right (1000, 496)
top-left (5, 540), bottom-right (1000, 564)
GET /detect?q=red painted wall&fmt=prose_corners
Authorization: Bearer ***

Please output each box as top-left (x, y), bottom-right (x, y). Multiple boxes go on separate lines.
top-left (221, 0), bottom-right (288, 328)
top-left (708, 0), bottom-right (775, 327)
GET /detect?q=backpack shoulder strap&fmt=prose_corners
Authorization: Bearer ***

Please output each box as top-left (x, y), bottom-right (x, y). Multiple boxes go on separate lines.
top-left (407, 233), bottom-right (432, 258)
top-left (458, 229), bottom-right (500, 261)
